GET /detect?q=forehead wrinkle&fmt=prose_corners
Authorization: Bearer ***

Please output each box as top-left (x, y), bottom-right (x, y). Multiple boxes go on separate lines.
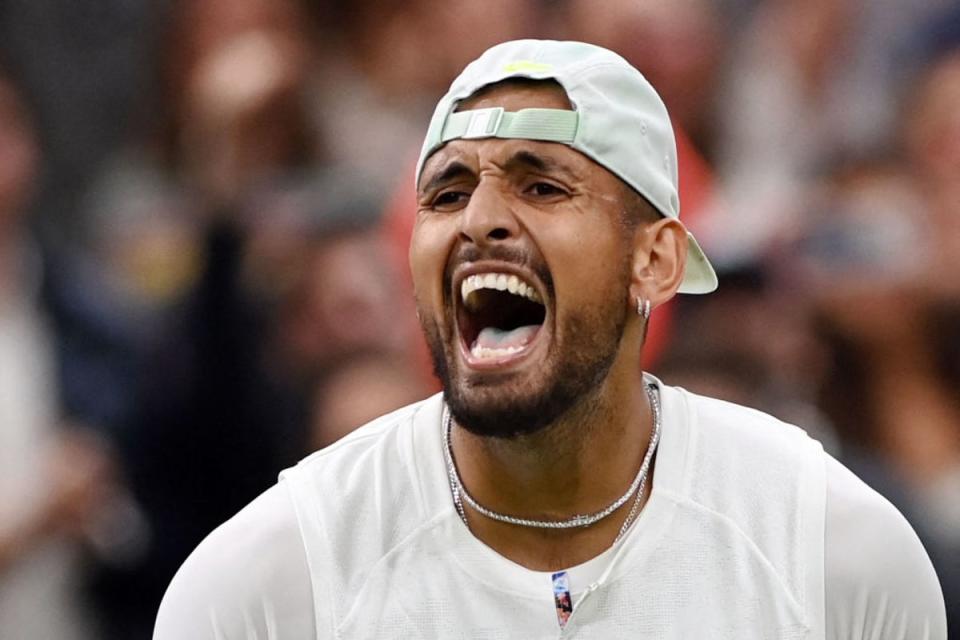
top-left (419, 158), bottom-right (475, 195)
top-left (503, 148), bottom-right (580, 182)
top-left (420, 138), bottom-right (591, 196)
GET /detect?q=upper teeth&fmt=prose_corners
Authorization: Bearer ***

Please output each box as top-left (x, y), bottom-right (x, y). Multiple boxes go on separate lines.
top-left (460, 272), bottom-right (542, 306)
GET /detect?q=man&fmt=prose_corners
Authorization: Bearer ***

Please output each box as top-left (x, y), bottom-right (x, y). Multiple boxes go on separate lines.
top-left (154, 40), bottom-right (946, 639)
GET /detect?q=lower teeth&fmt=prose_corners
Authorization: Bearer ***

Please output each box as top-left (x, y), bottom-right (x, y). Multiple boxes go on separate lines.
top-left (470, 343), bottom-right (524, 359)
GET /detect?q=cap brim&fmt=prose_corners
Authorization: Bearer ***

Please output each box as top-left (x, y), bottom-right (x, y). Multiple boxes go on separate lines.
top-left (679, 232), bottom-right (718, 294)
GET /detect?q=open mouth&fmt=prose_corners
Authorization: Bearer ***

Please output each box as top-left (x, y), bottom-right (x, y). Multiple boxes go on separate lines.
top-left (456, 271), bottom-right (547, 367)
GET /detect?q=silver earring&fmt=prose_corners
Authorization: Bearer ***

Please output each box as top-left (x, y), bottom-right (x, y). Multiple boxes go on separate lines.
top-left (636, 297), bottom-right (651, 320)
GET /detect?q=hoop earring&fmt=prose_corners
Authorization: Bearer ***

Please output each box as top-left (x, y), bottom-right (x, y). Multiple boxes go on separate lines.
top-left (636, 297), bottom-right (651, 320)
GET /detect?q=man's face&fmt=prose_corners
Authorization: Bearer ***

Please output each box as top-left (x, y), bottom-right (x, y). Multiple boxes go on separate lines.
top-left (411, 84), bottom-right (637, 438)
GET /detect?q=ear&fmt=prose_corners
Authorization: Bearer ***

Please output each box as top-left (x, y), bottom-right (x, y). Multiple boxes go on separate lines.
top-left (628, 218), bottom-right (688, 311)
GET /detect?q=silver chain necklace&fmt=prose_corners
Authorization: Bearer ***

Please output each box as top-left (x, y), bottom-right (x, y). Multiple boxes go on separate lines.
top-left (443, 383), bottom-right (661, 534)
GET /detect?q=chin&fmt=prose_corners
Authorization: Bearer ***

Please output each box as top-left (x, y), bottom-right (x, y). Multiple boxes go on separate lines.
top-left (417, 255), bottom-right (631, 440)
top-left (445, 372), bottom-right (564, 439)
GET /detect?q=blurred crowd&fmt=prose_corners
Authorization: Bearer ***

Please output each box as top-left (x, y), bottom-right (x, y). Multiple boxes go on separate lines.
top-left (0, 0), bottom-right (957, 637)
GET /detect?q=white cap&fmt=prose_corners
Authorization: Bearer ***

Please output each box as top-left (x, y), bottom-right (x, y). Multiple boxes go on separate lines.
top-left (417, 39), bottom-right (718, 294)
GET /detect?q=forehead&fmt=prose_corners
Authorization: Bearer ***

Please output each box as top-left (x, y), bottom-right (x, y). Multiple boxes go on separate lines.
top-left (421, 82), bottom-right (608, 186)
top-left (457, 80), bottom-right (573, 112)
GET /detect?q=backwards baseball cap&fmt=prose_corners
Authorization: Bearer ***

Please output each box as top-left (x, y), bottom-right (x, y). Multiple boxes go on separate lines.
top-left (416, 39), bottom-right (718, 294)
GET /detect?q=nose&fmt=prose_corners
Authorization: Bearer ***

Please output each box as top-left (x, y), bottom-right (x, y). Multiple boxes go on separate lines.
top-left (458, 181), bottom-right (520, 246)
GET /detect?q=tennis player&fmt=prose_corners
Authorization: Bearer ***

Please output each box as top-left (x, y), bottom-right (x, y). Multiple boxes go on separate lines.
top-left (154, 40), bottom-right (947, 639)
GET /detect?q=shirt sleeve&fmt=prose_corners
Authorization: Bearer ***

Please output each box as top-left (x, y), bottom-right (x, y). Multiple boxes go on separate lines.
top-left (153, 483), bottom-right (316, 640)
top-left (823, 454), bottom-right (947, 640)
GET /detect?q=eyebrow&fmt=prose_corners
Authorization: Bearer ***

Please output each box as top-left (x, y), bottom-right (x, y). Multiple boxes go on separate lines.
top-left (419, 148), bottom-right (578, 195)
top-left (419, 161), bottom-right (474, 196)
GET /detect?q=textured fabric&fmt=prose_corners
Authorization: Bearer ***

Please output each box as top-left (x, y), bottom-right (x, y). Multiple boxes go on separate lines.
top-left (441, 108), bottom-right (580, 144)
top-left (154, 381), bottom-right (947, 639)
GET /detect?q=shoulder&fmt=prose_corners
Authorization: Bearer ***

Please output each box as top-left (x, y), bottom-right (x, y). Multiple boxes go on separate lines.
top-left (823, 455), bottom-right (947, 639)
top-left (153, 484), bottom-right (315, 639)
top-left (153, 397), bottom-right (443, 639)
top-left (663, 385), bottom-right (947, 638)
top-left (293, 396), bottom-right (428, 473)
top-left (680, 387), bottom-right (814, 446)
top-left (274, 395), bottom-right (450, 630)
top-left (281, 395), bottom-right (438, 507)
top-left (665, 385), bottom-right (825, 510)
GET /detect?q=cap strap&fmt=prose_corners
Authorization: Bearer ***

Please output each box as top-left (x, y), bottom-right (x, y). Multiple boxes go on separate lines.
top-left (441, 107), bottom-right (579, 144)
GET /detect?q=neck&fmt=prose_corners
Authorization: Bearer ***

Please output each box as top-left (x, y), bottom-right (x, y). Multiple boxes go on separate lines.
top-left (449, 354), bottom-right (654, 569)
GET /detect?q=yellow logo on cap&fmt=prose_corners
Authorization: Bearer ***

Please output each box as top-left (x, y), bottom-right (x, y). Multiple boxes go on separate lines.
top-left (502, 60), bottom-right (553, 74)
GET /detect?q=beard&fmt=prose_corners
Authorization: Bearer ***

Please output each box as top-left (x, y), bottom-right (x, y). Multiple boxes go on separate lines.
top-left (418, 252), bottom-right (632, 439)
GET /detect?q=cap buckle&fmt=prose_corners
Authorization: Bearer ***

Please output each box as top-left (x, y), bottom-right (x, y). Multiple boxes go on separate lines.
top-left (461, 107), bottom-right (504, 139)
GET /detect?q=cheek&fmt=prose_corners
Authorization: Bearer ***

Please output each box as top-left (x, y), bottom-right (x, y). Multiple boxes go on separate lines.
top-left (409, 215), bottom-right (453, 308)
top-left (527, 210), bottom-right (630, 310)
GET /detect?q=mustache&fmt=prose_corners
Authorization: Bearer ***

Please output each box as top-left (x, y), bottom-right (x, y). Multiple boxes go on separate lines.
top-left (443, 245), bottom-right (554, 297)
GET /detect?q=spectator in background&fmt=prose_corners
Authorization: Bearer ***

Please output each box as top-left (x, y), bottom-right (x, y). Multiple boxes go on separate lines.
top-left (710, 0), bottom-right (956, 268)
top-left (84, 0), bottom-right (318, 313)
top-left (308, 349), bottom-right (430, 450)
top-left (901, 35), bottom-right (960, 631)
top-left (84, 4), bottom-right (323, 634)
top-left (84, 4), bottom-right (432, 633)
top-left (0, 0), bottom-right (159, 249)
top-left (904, 44), bottom-right (960, 301)
top-left (162, 0), bottom-right (314, 205)
top-left (109, 170), bottom-right (421, 636)
top-left (0, 54), bottom-right (138, 640)
top-left (245, 173), bottom-right (422, 390)
top-left (310, 0), bottom-right (546, 195)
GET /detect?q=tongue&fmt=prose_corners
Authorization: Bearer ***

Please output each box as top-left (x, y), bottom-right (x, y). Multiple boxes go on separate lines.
top-left (475, 325), bottom-right (540, 350)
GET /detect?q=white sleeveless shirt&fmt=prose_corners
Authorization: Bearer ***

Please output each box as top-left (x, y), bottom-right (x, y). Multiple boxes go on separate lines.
top-left (154, 381), bottom-right (947, 639)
